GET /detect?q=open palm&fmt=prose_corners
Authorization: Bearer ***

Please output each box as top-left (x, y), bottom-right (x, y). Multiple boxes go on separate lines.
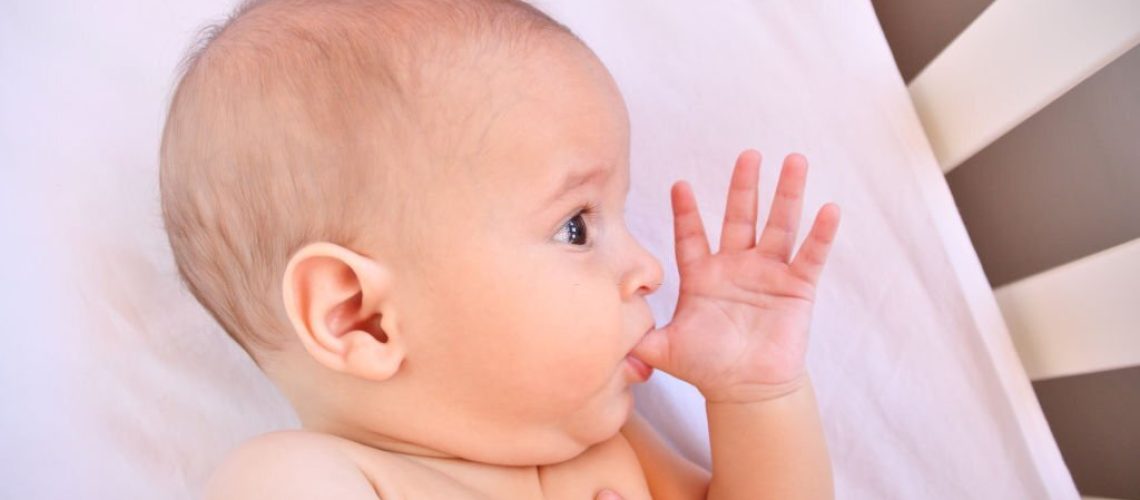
top-left (632, 150), bottom-right (841, 404)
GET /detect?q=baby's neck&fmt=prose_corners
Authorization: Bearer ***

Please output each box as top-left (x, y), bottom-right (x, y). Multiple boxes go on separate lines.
top-left (302, 420), bottom-right (550, 496)
top-left (403, 453), bottom-right (547, 497)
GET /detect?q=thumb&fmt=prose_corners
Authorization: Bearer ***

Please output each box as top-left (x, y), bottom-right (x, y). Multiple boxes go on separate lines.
top-left (595, 489), bottom-right (624, 500)
top-left (631, 324), bottom-right (671, 371)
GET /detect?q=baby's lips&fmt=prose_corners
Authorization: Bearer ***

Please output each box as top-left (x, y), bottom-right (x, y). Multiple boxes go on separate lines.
top-left (624, 352), bottom-right (654, 382)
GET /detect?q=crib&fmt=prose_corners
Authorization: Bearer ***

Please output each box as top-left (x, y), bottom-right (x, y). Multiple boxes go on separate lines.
top-left (6, 0), bottom-right (1135, 498)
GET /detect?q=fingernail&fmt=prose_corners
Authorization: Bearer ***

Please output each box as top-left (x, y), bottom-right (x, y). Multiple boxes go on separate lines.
top-left (598, 489), bottom-right (622, 500)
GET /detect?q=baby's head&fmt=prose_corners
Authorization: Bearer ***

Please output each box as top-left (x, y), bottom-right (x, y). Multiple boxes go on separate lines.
top-left (160, 0), bottom-right (663, 465)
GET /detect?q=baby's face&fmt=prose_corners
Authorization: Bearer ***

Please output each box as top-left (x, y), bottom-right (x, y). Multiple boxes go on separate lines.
top-left (391, 40), bottom-right (664, 464)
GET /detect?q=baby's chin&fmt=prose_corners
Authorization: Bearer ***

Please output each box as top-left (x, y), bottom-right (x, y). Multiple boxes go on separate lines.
top-left (453, 386), bottom-right (636, 467)
top-left (533, 385), bottom-right (637, 465)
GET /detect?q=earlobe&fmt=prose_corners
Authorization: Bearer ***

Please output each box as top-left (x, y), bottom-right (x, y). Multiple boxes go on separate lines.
top-left (281, 242), bottom-right (405, 382)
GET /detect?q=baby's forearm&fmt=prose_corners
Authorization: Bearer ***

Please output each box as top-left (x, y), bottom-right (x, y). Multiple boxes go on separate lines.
top-left (705, 377), bottom-right (833, 500)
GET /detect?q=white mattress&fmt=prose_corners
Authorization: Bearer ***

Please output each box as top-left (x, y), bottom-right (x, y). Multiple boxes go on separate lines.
top-left (0, 1), bottom-right (1077, 498)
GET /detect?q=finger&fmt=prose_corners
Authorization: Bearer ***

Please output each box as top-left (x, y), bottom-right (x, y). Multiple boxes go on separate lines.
top-left (718, 149), bottom-right (761, 253)
top-left (789, 203), bottom-right (841, 285)
top-left (671, 180), bottom-right (711, 267)
top-left (756, 153), bottom-right (807, 262)
top-left (631, 324), bottom-right (671, 372)
top-left (596, 489), bottom-right (624, 500)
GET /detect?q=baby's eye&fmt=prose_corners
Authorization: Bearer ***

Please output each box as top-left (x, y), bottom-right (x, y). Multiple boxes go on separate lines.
top-left (554, 207), bottom-right (592, 246)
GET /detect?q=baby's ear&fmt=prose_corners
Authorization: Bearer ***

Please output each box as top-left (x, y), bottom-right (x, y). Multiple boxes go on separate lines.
top-left (281, 242), bottom-right (404, 382)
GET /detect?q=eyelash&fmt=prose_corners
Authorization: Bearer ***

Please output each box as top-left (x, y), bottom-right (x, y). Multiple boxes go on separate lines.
top-left (555, 202), bottom-right (600, 247)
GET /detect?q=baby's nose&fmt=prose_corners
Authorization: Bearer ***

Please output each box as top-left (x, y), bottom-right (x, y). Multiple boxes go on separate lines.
top-left (624, 254), bottom-right (663, 297)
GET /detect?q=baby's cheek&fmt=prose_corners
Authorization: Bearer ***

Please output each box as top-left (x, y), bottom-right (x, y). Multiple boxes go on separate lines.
top-left (545, 311), bottom-right (623, 384)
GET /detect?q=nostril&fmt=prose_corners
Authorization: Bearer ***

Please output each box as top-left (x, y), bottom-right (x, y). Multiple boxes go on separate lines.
top-left (640, 281), bottom-right (663, 295)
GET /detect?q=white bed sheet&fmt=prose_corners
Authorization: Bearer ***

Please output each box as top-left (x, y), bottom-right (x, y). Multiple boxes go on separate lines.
top-left (0, 0), bottom-right (1077, 498)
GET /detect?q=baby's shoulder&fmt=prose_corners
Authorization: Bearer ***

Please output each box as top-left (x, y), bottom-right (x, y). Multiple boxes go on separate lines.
top-left (202, 430), bottom-right (460, 500)
top-left (202, 430), bottom-right (382, 499)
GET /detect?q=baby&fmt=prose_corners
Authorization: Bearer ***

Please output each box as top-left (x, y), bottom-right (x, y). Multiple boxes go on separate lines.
top-left (159, 0), bottom-right (842, 498)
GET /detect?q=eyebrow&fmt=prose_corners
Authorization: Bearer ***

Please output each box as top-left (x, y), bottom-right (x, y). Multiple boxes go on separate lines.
top-left (542, 164), bottom-right (610, 206)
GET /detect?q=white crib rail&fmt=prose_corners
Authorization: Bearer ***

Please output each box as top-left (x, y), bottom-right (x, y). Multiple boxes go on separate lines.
top-left (907, 0), bottom-right (1140, 173)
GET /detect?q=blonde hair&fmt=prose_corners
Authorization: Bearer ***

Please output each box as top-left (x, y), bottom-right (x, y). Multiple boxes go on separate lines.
top-left (159, 0), bottom-right (576, 364)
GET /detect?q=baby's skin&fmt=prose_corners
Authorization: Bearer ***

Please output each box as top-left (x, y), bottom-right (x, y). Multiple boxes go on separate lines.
top-left (208, 151), bottom-right (840, 500)
top-left (209, 149), bottom-right (839, 499)
top-left (195, 3), bottom-right (841, 499)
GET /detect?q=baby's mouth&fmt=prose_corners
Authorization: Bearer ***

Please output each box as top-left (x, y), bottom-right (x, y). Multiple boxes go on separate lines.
top-left (624, 352), bottom-right (653, 382)
top-left (624, 324), bottom-right (655, 382)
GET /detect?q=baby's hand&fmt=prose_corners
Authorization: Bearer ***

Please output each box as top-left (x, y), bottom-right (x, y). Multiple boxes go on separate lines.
top-left (633, 150), bottom-right (840, 404)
